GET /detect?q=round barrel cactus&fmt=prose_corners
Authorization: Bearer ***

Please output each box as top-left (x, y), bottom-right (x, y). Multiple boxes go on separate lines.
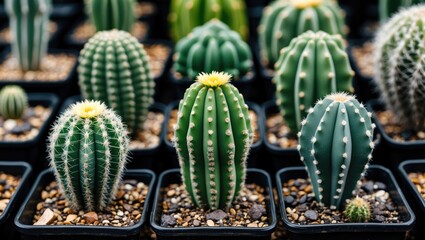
top-left (78, 30), bottom-right (154, 136)
top-left (174, 20), bottom-right (253, 80)
top-left (48, 100), bottom-right (129, 211)
top-left (344, 197), bottom-right (371, 222)
top-left (259, 0), bottom-right (346, 66)
top-left (173, 72), bottom-right (253, 209)
top-left (379, 0), bottom-right (424, 21)
top-left (86, 0), bottom-right (135, 32)
top-left (0, 85), bottom-right (28, 120)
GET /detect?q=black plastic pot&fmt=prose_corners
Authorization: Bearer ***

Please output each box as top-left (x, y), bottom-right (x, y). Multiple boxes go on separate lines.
top-left (0, 161), bottom-right (32, 240)
top-left (276, 165), bottom-right (415, 240)
top-left (252, 42), bottom-right (275, 103)
top-left (14, 168), bottom-right (155, 240)
top-left (150, 168), bottom-right (277, 240)
top-left (50, 2), bottom-right (84, 21)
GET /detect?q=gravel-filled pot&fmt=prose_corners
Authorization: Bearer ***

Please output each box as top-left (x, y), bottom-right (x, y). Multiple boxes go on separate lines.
top-left (150, 169), bottom-right (277, 240)
top-left (276, 165), bottom-right (415, 240)
top-left (14, 169), bottom-right (155, 240)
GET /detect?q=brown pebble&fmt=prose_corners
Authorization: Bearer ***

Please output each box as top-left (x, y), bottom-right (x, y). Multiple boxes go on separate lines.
top-left (247, 222), bottom-right (258, 227)
top-left (206, 220), bottom-right (215, 226)
top-left (65, 214), bottom-right (78, 223)
top-left (34, 208), bottom-right (56, 225)
top-left (83, 212), bottom-right (98, 224)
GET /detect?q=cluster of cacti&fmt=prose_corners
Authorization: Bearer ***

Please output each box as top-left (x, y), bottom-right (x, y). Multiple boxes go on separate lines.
top-left (173, 72), bottom-right (253, 209)
top-left (379, 0), bottom-right (424, 21)
top-left (344, 197), bottom-right (371, 222)
top-left (173, 20), bottom-right (253, 81)
top-left (5, 0), bottom-right (52, 71)
top-left (374, 5), bottom-right (425, 132)
top-left (85, 0), bottom-right (136, 32)
top-left (169, 0), bottom-right (248, 42)
top-left (48, 100), bottom-right (129, 211)
top-left (274, 31), bottom-right (353, 134)
top-left (298, 93), bottom-right (374, 210)
top-left (0, 85), bottom-right (28, 120)
top-left (78, 30), bottom-right (155, 136)
top-left (259, 0), bottom-right (346, 66)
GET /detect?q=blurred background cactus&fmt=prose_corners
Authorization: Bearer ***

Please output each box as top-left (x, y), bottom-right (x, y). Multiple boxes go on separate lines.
top-left (85, 0), bottom-right (136, 32)
top-left (379, 0), bottom-right (425, 21)
top-left (0, 85), bottom-right (28, 120)
top-left (344, 197), bottom-right (371, 222)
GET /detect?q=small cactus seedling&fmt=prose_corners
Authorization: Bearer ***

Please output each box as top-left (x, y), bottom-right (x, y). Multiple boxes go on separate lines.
top-left (379, 0), bottom-right (425, 21)
top-left (173, 71), bottom-right (253, 209)
top-left (86, 0), bottom-right (136, 32)
top-left (298, 93), bottom-right (374, 210)
top-left (0, 85), bottom-right (28, 120)
top-left (344, 197), bottom-right (371, 222)
top-left (48, 100), bottom-right (129, 211)
top-left (274, 31), bottom-right (354, 134)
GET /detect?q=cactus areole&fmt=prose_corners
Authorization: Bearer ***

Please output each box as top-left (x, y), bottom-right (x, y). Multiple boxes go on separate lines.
top-left (173, 72), bottom-right (253, 209)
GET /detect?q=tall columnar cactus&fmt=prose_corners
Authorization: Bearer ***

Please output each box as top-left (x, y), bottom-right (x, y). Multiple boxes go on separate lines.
top-left (0, 85), bottom-right (28, 120)
top-left (344, 197), bottom-right (371, 222)
top-left (274, 31), bottom-right (354, 134)
top-left (298, 93), bottom-right (374, 210)
top-left (259, 0), bottom-right (346, 66)
top-left (48, 100), bottom-right (129, 211)
top-left (375, 5), bottom-right (425, 132)
top-left (379, 0), bottom-right (424, 21)
top-left (78, 30), bottom-right (154, 136)
top-left (174, 20), bottom-right (253, 80)
top-left (173, 72), bottom-right (253, 209)
top-left (86, 0), bottom-right (135, 32)
top-left (5, 0), bottom-right (51, 71)
top-left (169, 0), bottom-right (248, 42)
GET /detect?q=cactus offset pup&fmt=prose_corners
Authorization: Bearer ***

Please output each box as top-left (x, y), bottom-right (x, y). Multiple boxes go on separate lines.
top-left (0, 85), bottom-right (28, 120)
top-left (344, 197), bottom-right (371, 222)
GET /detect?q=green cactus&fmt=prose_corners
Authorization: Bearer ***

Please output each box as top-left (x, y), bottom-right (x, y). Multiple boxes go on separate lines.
top-left (375, 5), bottom-right (425, 132)
top-left (344, 197), bottom-right (371, 222)
top-left (274, 31), bottom-right (354, 134)
top-left (169, 0), bottom-right (248, 42)
top-left (379, 0), bottom-right (424, 21)
top-left (78, 30), bottom-right (155, 136)
top-left (48, 100), bottom-right (129, 211)
top-left (173, 20), bottom-right (253, 81)
top-left (259, 0), bottom-right (346, 66)
top-left (85, 0), bottom-right (135, 32)
top-left (5, 0), bottom-right (52, 71)
top-left (0, 85), bottom-right (28, 120)
top-left (298, 93), bottom-right (374, 210)
top-left (173, 72), bottom-right (253, 209)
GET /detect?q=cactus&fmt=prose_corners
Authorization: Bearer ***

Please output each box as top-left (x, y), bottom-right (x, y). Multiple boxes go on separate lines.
top-left (5, 0), bottom-right (52, 71)
top-left (274, 31), bottom-right (354, 134)
top-left (48, 100), bottom-right (129, 211)
top-left (86, 0), bottom-right (135, 32)
top-left (344, 197), bottom-right (371, 222)
top-left (258, 0), bottom-right (346, 66)
top-left (78, 30), bottom-right (154, 136)
top-left (0, 85), bottom-right (28, 120)
top-left (174, 20), bottom-right (253, 81)
top-left (375, 5), bottom-right (425, 132)
top-left (173, 71), bottom-right (253, 209)
top-left (169, 0), bottom-right (248, 42)
top-left (379, 0), bottom-right (424, 21)
top-left (298, 93), bottom-right (374, 210)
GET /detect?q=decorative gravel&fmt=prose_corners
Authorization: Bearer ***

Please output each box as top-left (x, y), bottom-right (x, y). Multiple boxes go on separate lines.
top-left (0, 172), bottom-right (20, 215)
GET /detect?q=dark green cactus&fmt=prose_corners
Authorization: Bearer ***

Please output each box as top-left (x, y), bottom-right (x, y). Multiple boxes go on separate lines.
top-left (78, 30), bottom-right (155, 136)
top-left (173, 72), bottom-right (253, 209)
top-left (173, 19), bottom-right (253, 81)
top-left (379, 0), bottom-right (424, 21)
top-left (274, 31), bottom-right (354, 134)
top-left (259, 0), bottom-right (346, 66)
top-left (344, 197), bottom-right (371, 222)
top-left (86, 0), bottom-right (135, 32)
top-left (5, 0), bottom-right (52, 71)
top-left (48, 100), bottom-right (129, 211)
top-left (0, 85), bottom-right (28, 120)
top-left (298, 93), bottom-right (374, 210)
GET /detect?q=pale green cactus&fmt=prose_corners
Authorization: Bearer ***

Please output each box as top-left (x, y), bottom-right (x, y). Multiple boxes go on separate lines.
top-left (0, 85), bottom-right (28, 120)
top-left (86, 0), bottom-right (136, 32)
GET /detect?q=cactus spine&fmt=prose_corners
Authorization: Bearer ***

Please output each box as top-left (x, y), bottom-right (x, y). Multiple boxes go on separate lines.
top-left (379, 0), bottom-right (424, 21)
top-left (258, 0), bottom-right (346, 66)
top-left (78, 30), bottom-right (154, 136)
top-left (344, 197), bottom-right (371, 222)
top-left (48, 100), bottom-right (129, 211)
top-left (174, 20), bottom-right (253, 80)
top-left (375, 5), bottom-right (425, 132)
top-left (0, 85), bottom-right (28, 120)
top-left (274, 31), bottom-right (354, 134)
top-left (298, 93), bottom-right (374, 210)
top-left (86, 0), bottom-right (135, 32)
top-left (5, 0), bottom-right (51, 71)
top-left (173, 72), bottom-right (253, 209)
top-left (169, 0), bottom-right (248, 42)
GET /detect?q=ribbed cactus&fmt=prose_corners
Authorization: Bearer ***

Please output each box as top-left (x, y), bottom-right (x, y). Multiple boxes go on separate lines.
top-left (344, 197), bottom-right (371, 222)
top-left (375, 5), bottom-right (425, 132)
top-left (173, 20), bottom-right (253, 81)
top-left (0, 85), bottom-right (28, 120)
top-left (274, 31), bottom-right (354, 134)
top-left (48, 100), bottom-right (129, 211)
top-left (78, 30), bottom-right (154, 136)
top-left (173, 72), bottom-right (253, 209)
top-left (169, 0), bottom-right (248, 42)
top-left (379, 0), bottom-right (424, 21)
top-left (259, 0), bottom-right (346, 66)
top-left (86, 0), bottom-right (135, 32)
top-left (5, 0), bottom-right (51, 71)
top-left (298, 93), bottom-right (374, 210)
